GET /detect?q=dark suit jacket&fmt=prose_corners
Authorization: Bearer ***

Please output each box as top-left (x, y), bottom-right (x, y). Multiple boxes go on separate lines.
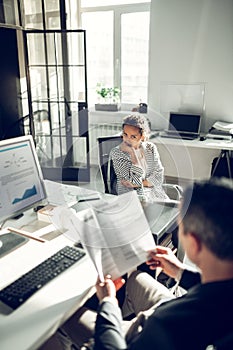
top-left (94, 270), bottom-right (233, 350)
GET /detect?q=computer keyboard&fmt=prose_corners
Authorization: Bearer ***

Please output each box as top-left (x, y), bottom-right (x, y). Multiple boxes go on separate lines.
top-left (0, 245), bottom-right (85, 310)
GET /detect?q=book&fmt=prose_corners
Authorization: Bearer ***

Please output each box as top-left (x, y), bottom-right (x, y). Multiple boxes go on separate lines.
top-left (37, 205), bottom-right (57, 223)
top-left (50, 192), bottom-right (156, 281)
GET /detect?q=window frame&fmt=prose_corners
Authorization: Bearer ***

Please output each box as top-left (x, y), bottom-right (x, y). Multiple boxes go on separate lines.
top-left (79, 2), bottom-right (151, 106)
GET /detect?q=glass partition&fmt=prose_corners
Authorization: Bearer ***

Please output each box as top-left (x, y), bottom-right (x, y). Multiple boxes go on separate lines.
top-left (25, 29), bottom-right (89, 182)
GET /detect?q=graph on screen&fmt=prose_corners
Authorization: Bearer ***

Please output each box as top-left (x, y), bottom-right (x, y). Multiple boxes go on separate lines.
top-left (12, 185), bottom-right (37, 204)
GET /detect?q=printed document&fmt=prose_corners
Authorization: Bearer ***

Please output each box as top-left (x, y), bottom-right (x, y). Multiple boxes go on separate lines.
top-left (51, 192), bottom-right (156, 281)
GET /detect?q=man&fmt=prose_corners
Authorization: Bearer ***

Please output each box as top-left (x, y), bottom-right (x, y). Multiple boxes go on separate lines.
top-left (40, 178), bottom-right (233, 349)
top-left (93, 178), bottom-right (233, 349)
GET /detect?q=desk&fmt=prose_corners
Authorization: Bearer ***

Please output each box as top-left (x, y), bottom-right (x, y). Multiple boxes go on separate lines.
top-left (152, 136), bottom-right (233, 183)
top-left (0, 182), bottom-right (178, 350)
top-left (142, 201), bottom-right (178, 244)
top-left (0, 225), bottom-right (97, 350)
top-left (0, 182), bottom-right (100, 350)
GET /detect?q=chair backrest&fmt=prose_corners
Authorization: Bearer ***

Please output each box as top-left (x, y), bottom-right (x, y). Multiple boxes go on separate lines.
top-left (97, 135), bottom-right (122, 194)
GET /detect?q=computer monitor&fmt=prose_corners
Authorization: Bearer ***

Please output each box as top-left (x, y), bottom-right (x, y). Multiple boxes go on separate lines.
top-left (0, 135), bottom-right (47, 224)
top-left (169, 112), bottom-right (201, 134)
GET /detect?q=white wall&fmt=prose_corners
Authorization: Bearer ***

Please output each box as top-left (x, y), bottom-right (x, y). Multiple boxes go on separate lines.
top-left (148, 0), bottom-right (233, 132)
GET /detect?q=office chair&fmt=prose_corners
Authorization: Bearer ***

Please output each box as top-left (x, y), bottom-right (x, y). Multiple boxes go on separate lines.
top-left (97, 134), bottom-right (183, 199)
top-left (97, 134), bottom-right (123, 194)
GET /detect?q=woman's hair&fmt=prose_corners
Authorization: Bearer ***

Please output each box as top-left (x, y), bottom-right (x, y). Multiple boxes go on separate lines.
top-left (122, 114), bottom-right (151, 140)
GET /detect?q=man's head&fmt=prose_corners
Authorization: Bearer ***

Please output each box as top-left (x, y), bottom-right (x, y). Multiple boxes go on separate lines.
top-left (179, 178), bottom-right (233, 262)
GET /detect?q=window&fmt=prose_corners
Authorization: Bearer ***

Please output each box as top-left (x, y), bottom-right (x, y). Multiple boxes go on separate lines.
top-left (22, 0), bottom-right (151, 107)
top-left (81, 0), bottom-right (149, 6)
top-left (80, 2), bottom-right (151, 107)
top-left (121, 11), bottom-right (150, 104)
top-left (82, 11), bottom-right (114, 104)
top-left (23, 0), bottom-right (61, 29)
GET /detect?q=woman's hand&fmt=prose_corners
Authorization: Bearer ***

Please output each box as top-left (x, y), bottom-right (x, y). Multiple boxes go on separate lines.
top-left (142, 179), bottom-right (153, 188)
top-left (120, 142), bottom-right (138, 164)
top-left (95, 275), bottom-right (125, 302)
top-left (120, 141), bottom-right (133, 154)
top-left (146, 246), bottom-right (184, 280)
top-left (121, 179), bottom-right (139, 188)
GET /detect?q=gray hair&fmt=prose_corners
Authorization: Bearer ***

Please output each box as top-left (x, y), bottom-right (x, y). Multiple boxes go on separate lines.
top-left (122, 114), bottom-right (151, 140)
top-left (181, 178), bottom-right (233, 260)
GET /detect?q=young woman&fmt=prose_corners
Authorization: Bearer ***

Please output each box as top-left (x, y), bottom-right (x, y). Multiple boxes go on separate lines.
top-left (110, 114), bottom-right (168, 201)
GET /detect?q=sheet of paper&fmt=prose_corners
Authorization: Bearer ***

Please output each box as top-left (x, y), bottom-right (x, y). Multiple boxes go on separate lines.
top-left (76, 192), bottom-right (156, 280)
top-left (49, 206), bottom-right (81, 242)
top-left (74, 208), bottom-right (106, 282)
top-left (50, 192), bottom-right (156, 280)
top-left (44, 180), bottom-right (100, 206)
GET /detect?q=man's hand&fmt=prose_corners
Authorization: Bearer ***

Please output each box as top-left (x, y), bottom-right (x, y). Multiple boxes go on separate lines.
top-left (146, 246), bottom-right (184, 280)
top-left (95, 275), bottom-right (125, 303)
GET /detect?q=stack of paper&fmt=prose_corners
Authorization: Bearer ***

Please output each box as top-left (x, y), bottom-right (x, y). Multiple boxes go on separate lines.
top-left (212, 121), bottom-right (233, 133)
top-left (206, 121), bottom-right (233, 140)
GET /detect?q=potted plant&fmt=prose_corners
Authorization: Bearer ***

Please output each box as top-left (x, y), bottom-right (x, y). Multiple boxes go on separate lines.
top-left (95, 84), bottom-right (120, 111)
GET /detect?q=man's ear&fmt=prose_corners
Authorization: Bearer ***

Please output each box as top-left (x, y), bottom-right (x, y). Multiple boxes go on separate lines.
top-left (183, 231), bottom-right (202, 263)
top-left (189, 232), bottom-right (202, 255)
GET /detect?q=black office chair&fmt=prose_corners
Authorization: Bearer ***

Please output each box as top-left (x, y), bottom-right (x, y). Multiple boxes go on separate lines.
top-left (97, 134), bottom-right (183, 199)
top-left (97, 134), bottom-right (123, 194)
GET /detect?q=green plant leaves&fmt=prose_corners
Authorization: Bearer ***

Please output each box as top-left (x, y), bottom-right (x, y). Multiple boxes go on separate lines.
top-left (96, 84), bottom-right (120, 101)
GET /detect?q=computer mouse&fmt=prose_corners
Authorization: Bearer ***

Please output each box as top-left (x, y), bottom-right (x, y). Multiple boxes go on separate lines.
top-left (199, 136), bottom-right (206, 141)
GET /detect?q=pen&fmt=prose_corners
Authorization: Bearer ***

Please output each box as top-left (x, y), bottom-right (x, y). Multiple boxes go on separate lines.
top-left (6, 227), bottom-right (46, 243)
top-left (78, 197), bottom-right (100, 203)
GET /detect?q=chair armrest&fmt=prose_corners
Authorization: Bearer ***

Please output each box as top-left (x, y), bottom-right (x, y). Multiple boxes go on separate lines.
top-left (163, 184), bottom-right (183, 200)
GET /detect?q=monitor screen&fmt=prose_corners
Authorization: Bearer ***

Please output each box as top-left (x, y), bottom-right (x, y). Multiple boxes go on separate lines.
top-left (0, 135), bottom-right (47, 223)
top-left (169, 112), bottom-right (201, 133)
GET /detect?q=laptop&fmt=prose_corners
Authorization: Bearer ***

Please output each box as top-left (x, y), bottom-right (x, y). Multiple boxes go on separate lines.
top-left (160, 112), bottom-right (201, 140)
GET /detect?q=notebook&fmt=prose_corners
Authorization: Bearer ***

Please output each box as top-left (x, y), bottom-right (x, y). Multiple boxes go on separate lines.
top-left (160, 112), bottom-right (201, 140)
